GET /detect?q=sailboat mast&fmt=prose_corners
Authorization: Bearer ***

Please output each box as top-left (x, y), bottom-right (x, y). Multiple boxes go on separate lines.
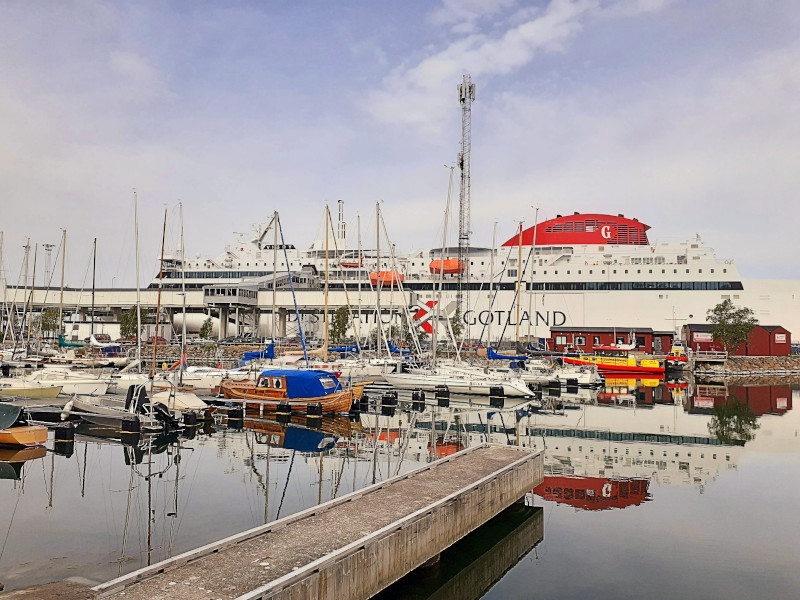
top-left (324, 205), bottom-right (329, 352)
top-left (90, 238), bottom-right (96, 336)
top-left (272, 211), bottom-right (278, 341)
top-left (134, 191), bottom-right (142, 367)
top-left (433, 166), bottom-right (455, 364)
top-left (488, 220), bottom-right (497, 347)
top-left (515, 222), bottom-right (523, 343)
top-left (150, 209), bottom-right (167, 390)
top-left (58, 229), bottom-right (66, 336)
top-left (180, 201), bottom-right (186, 387)
top-left (357, 214), bottom-right (362, 347)
top-left (26, 243), bottom-right (38, 351)
top-left (527, 208), bottom-right (539, 342)
top-left (375, 202), bottom-right (381, 355)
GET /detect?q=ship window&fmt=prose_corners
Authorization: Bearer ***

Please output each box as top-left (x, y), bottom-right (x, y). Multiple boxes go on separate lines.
top-left (555, 270), bottom-right (558, 274)
top-left (589, 270), bottom-right (593, 274)
top-left (319, 377), bottom-right (337, 390)
top-left (649, 269), bottom-right (652, 274)
top-left (602, 270), bottom-right (605, 274)
top-left (699, 269), bottom-right (702, 273)
top-left (711, 269), bottom-right (714, 273)
top-left (567, 270), bottom-right (570, 274)
top-left (575, 336), bottom-right (586, 346)
top-left (686, 269), bottom-right (690, 273)
top-left (723, 269), bottom-right (727, 273)
top-left (273, 378), bottom-right (283, 389)
top-left (259, 377), bottom-right (271, 388)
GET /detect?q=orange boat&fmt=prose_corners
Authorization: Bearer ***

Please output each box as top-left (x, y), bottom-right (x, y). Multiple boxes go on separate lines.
top-left (221, 369), bottom-right (366, 414)
top-left (429, 258), bottom-right (466, 275)
top-left (0, 404), bottom-right (48, 447)
top-left (368, 270), bottom-right (404, 287)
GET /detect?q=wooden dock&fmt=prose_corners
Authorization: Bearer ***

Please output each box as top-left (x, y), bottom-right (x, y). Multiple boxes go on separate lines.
top-left (80, 443), bottom-right (542, 600)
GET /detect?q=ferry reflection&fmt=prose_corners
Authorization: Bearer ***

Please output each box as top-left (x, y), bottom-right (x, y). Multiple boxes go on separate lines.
top-left (374, 504), bottom-right (543, 600)
top-left (534, 476), bottom-right (650, 511)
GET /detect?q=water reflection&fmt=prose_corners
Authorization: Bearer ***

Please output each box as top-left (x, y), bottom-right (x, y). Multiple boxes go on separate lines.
top-left (0, 377), bottom-right (796, 593)
top-left (375, 505), bottom-right (544, 600)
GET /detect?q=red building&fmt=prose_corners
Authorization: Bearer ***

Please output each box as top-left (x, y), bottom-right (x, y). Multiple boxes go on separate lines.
top-left (682, 324), bottom-right (791, 356)
top-left (548, 326), bottom-right (675, 354)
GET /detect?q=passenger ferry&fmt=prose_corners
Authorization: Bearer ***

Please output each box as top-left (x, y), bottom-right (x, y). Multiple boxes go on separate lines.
top-left (152, 205), bottom-right (800, 342)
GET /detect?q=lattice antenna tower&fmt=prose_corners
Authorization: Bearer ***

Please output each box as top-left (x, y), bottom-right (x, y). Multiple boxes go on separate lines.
top-left (457, 74), bottom-right (475, 321)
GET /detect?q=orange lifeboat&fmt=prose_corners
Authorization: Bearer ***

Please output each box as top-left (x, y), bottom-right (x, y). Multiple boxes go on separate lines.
top-left (369, 271), bottom-right (404, 286)
top-left (429, 259), bottom-right (466, 275)
top-left (340, 256), bottom-right (363, 268)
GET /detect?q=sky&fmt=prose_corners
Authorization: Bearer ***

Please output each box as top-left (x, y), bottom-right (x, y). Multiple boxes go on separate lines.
top-left (1, 0), bottom-right (799, 288)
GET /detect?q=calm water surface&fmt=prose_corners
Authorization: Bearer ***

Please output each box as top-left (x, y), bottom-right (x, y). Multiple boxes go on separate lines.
top-left (1, 379), bottom-right (798, 599)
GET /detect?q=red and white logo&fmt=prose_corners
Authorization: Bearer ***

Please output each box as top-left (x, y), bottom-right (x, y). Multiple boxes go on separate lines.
top-left (412, 301), bottom-right (438, 334)
top-left (412, 300), bottom-right (456, 334)
top-left (600, 225), bottom-right (614, 240)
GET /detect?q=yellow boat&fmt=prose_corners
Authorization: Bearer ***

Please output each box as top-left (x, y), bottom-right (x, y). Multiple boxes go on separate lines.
top-left (0, 404), bottom-right (48, 447)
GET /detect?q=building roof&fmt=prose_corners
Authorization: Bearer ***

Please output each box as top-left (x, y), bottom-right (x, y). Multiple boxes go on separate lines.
top-left (551, 326), bottom-right (655, 334)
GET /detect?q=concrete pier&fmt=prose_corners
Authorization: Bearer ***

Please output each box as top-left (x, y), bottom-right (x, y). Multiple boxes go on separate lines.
top-left (83, 443), bottom-right (541, 600)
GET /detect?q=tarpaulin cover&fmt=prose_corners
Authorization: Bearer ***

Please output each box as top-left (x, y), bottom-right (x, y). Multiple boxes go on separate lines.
top-left (487, 347), bottom-right (528, 360)
top-left (387, 342), bottom-right (411, 355)
top-left (257, 369), bottom-right (342, 398)
top-left (240, 343), bottom-right (275, 365)
top-left (283, 427), bottom-right (337, 452)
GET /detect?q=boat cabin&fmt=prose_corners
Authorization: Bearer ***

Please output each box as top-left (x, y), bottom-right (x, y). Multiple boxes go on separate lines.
top-left (255, 369), bottom-right (342, 399)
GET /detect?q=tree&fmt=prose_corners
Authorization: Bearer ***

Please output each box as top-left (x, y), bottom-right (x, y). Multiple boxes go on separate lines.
top-left (199, 317), bottom-right (214, 339)
top-left (330, 306), bottom-right (349, 343)
top-left (708, 396), bottom-right (760, 445)
top-left (40, 308), bottom-right (61, 338)
top-left (706, 299), bottom-right (758, 353)
top-left (450, 308), bottom-right (463, 339)
top-left (119, 308), bottom-right (139, 339)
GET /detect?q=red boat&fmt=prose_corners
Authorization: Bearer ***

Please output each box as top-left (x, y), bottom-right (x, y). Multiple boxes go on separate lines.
top-left (534, 475), bottom-right (651, 510)
top-left (563, 345), bottom-right (665, 375)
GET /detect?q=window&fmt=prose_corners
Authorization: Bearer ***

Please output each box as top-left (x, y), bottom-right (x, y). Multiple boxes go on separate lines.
top-left (273, 378), bottom-right (283, 389)
top-left (575, 336), bottom-right (586, 346)
top-left (259, 377), bottom-right (272, 388)
top-left (593, 336), bottom-right (600, 345)
top-left (319, 377), bottom-right (337, 390)
top-left (507, 269), bottom-right (517, 278)
top-left (555, 335), bottom-right (567, 345)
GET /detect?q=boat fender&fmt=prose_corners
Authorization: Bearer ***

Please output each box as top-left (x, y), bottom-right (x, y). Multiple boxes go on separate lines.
top-left (60, 399), bottom-right (74, 421)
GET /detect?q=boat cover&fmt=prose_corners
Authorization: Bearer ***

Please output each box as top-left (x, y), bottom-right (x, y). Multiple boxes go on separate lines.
top-left (283, 427), bottom-right (337, 452)
top-left (387, 342), bottom-right (411, 355)
top-left (0, 403), bottom-right (23, 430)
top-left (487, 347), bottom-right (529, 360)
top-left (240, 343), bottom-right (276, 365)
top-left (329, 345), bottom-right (359, 354)
top-left (257, 369), bottom-right (342, 398)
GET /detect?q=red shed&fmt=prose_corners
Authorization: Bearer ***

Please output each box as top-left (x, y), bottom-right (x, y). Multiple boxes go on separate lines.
top-left (682, 324), bottom-right (791, 356)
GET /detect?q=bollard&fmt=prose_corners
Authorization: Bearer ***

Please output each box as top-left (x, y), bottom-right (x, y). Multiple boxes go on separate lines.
top-left (435, 385), bottom-right (450, 408)
top-left (381, 392), bottom-right (398, 417)
top-left (183, 412), bottom-right (198, 427)
top-left (54, 421), bottom-right (75, 443)
top-left (489, 386), bottom-right (505, 409)
top-left (411, 389), bottom-right (426, 412)
top-left (121, 417), bottom-right (141, 434)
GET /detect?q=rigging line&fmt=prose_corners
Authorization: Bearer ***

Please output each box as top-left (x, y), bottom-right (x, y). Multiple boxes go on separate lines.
top-left (325, 208), bottom-right (363, 351)
top-left (0, 465), bottom-right (26, 563)
top-left (496, 243), bottom-right (535, 345)
top-left (275, 450), bottom-right (296, 520)
top-left (277, 216), bottom-right (309, 365)
top-left (477, 239), bottom-right (518, 346)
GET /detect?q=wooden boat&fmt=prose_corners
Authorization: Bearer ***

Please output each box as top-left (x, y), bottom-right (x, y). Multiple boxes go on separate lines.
top-left (563, 345), bottom-right (664, 375)
top-left (0, 404), bottom-right (48, 447)
top-left (221, 369), bottom-right (366, 414)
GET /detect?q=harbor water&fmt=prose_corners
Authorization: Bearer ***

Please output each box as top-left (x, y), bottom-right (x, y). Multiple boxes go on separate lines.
top-left (1, 378), bottom-right (798, 599)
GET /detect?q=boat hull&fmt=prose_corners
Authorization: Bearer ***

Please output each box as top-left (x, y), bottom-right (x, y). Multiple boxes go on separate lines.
top-left (220, 381), bottom-right (363, 414)
top-left (563, 357), bottom-right (664, 375)
top-left (0, 385), bottom-right (63, 399)
top-left (0, 425), bottom-right (48, 447)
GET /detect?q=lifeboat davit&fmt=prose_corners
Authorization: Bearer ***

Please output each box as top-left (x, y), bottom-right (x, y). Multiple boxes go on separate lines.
top-left (369, 271), bottom-right (404, 286)
top-left (429, 259), bottom-right (466, 275)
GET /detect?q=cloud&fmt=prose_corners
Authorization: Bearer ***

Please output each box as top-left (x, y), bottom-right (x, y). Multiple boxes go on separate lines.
top-left (365, 0), bottom-right (670, 132)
